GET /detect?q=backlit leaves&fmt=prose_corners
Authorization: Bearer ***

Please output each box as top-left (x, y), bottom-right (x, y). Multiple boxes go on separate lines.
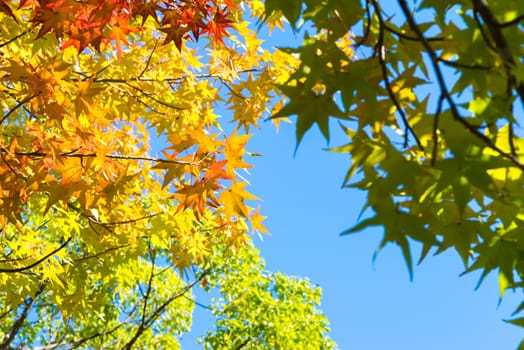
top-left (269, 0), bottom-right (524, 326)
top-left (0, 0), bottom-right (336, 348)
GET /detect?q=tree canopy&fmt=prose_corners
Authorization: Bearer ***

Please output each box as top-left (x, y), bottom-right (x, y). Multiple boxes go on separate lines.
top-left (266, 0), bottom-right (524, 334)
top-left (5, 0), bottom-right (524, 346)
top-left (0, 0), bottom-right (335, 348)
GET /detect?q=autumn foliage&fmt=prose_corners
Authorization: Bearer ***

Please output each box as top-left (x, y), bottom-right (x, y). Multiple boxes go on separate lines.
top-left (0, 0), bottom-right (334, 348)
top-left (0, 0), bottom-right (264, 261)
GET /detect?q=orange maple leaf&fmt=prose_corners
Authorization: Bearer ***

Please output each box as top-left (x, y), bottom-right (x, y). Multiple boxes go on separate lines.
top-left (224, 130), bottom-right (252, 178)
top-left (109, 15), bottom-right (139, 58)
top-left (250, 206), bottom-right (268, 235)
top-left (218, 181), bottom-right (258, 219)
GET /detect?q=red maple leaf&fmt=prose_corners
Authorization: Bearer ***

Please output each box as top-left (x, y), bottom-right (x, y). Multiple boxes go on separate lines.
top-left (202, 7), bottom-right (233, 44)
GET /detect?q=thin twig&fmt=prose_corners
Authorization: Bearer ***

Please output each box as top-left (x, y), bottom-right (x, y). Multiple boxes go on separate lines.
top-left (72, 244), bottom-right (130, 262)
top-left (497, 14), bottom-right (524, 28)
top-left (472, 8), bottom-right (497, 52)
top-left (1, 95), bottom-right (36, 125)
top-left (437, 57), bottom-right (492, 70)
top-left (122, 82), bottom-right (185, 110)
top-left (384, 24), bottom-right (445, 42)
top-left (138, 41), bottom-right (159, 79)
top-left (354, 0), bottom-right (372, 48)
top-left (0, 150), bottom-right (23, 178)
top-left (121, 271), bottom-right (208, 350)
top-left (373, 0), bottom-right (424, 151)
top-left (90, 212), bottom-right (163, 227)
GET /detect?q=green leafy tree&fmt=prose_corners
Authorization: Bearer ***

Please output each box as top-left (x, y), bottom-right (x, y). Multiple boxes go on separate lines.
top-left (202, 240), bottom-right (335, 350)
top-left (266, 0), bottom-right (524, 334)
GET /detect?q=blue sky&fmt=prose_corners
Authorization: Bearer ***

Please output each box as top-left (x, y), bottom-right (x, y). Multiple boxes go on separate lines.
top-left (181, 2), bottom-right (524, 348)
top-left (248, 120), bottom-right (522, 349)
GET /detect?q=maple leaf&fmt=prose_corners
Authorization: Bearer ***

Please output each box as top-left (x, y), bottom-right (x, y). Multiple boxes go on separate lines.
top-left (175, 179), bottom-right (220, 215)
top-left (224, 130), bottom-right (252, 177)
top-left (203, 158), bottom-right (230, 182)
top-left (250, 206), bottom-right (268, 235)
top-left (218, 181), bottom-right (258, 219)
top-left (109, 15), bottom-right (139, 58)
top-left (74, 79), bottom-right (105, 117)
top-left (159, 24), bottom-right (190, 51)
top-left (202, 7), bottom-right (233, 45)
top-left (30, 0), bottom-right (72, 39)
top-left (132, 0), bottom-right (161, 25)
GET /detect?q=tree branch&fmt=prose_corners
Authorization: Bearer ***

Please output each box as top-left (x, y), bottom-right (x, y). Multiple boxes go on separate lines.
top-left (0, 284), bottom-right (45, 349)
top-left (0, 95), bottom-right (35, 125)
top-left (121, 271), bottom-right (208, 350)
top-left (498, 14), bottom-right (524, 28)
top-left (8, 150), bottom-right (195, 166)
top-left (0, 238), bottom-right (71, 273)
top-left (372, 0), bottom-right (424, 151)
top-left (354, 0), bottom-right (372, 48)
top-left (235, 338), bottom-right (252, 350)
top-left (437, 57), bottom-right (492, 70)
top-left (384, 24), bottom-right (445, 42)
top-left (122, 249), bottom-right (156, 350)
top-left (72, 244), bottom-right (130, 262)
top-left (0, 31), bottom-right (27, 49)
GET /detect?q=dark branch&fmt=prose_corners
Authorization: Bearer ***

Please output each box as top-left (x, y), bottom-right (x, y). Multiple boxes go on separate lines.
top-left (9, 150), bottom-right (195, 165)
top-left (121, 82), bottom-right (185, 110)
top-left (0, 238), bottom-right (72, 273)
top-left (0, 95), bottom-right (36, 125)
top-left (122, 249), bottom-right (156, 350)
top-left (0, 151), bottom-right (23, 179)
top-left (72, 244), bottom-right (130, 262)
top-left (437, 57), bottom-right (492, 70)
top-left (472, 7), bottom-right (497, 52)
top-left (235, 338), bottom-right (252, 350)
top-left (0, 31), bottom-right (27, 49)
top-left (121, 271), bottom-right (208, 350)
top-left (497, 14), bottom-right (524, 28)
top-left (384, 24), bottom-right (445, 42)
top-left (0, 284), bottom-right (45, 349)
top-left (138, 41), bottom-right (158, 79)
top-left (88, 212), bottom-right (163, 227)
top-left (372, 0), bottom-right (424, 151)
top-left (88, 69), bottom-right (261, 85)
top-left (354, 0), bottom-right (372, 47)
top-left (182, 295), bottom-right (212, 310)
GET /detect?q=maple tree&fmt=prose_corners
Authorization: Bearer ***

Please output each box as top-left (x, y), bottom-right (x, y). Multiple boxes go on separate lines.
top-left (0, 0), bottom-right (335, 348)
top-left (267, 0), bottom-right (524, 340)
